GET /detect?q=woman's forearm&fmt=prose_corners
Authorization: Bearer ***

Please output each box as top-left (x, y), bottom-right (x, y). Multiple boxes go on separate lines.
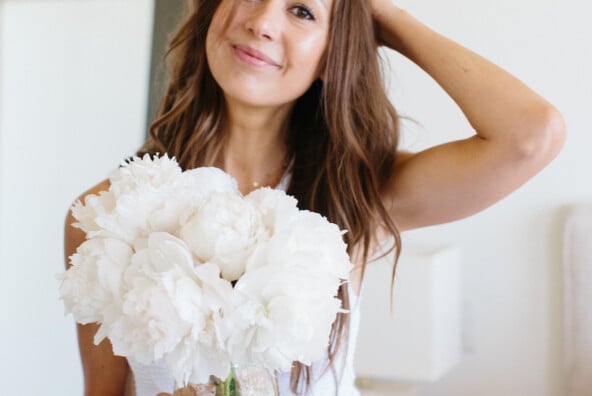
top-left (374, 5), bottom-right (564, 155)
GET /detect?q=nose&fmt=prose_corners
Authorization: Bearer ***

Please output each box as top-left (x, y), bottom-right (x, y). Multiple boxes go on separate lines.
top-left (244, 1), bottom-right (283, 41)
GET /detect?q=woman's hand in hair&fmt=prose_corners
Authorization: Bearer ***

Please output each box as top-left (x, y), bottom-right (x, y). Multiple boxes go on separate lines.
top-left (368, 0), bottom-right (404, 49)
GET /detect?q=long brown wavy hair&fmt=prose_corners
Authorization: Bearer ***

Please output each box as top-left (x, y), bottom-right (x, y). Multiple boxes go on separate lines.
top-left (140, 0), bottom-right (401, 393)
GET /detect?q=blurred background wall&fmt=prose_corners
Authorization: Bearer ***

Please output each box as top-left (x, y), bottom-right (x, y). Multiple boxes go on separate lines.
top-left (0, 1), bottom-right (154, 393)
top-left (0, 0), bottom-right (590, 395)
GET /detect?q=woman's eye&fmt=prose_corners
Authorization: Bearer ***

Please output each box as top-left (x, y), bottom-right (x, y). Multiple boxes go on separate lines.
top-left (290, 5), bottom-right (315, 21)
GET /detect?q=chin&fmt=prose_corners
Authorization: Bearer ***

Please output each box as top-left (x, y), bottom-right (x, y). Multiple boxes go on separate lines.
top-left (219, 82), bottom-right (301, 109)
top-left (210, 68), bottom-right (316, 110)
top-left (227, 92), bottom-right (295, 109)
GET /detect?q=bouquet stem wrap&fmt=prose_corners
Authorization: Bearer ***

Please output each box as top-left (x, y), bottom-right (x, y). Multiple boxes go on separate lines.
top-left (174, 364), bottom-right (278, 396)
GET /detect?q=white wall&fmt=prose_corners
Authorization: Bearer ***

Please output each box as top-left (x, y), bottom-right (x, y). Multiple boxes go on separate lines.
top-left (0, 0), bottom-right (590, 395)
top-left (388, 1), bottom-right (592, 396)
top-left (0, 0), bottom-right (154, 393)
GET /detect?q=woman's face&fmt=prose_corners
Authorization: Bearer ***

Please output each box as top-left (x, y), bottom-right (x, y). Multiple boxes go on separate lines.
top-left (206, 0), bottom-right (332, 109)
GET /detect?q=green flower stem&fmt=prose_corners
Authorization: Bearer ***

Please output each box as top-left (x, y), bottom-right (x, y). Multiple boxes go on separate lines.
top-left (217, 370), bottom-right (239, 396)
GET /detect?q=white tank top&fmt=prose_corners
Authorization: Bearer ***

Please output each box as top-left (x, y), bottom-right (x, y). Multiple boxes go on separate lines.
top-left (127, 170), bottom-right (362, 395)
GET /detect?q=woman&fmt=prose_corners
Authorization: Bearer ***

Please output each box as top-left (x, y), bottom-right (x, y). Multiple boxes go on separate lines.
top-left (64, 0), bottom-right (566, 395)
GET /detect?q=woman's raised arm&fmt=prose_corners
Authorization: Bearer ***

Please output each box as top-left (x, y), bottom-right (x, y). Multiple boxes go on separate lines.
top-left (371, 3), bottom-right (566, 231)
top-left (64, 180), bottom-right (132, 396)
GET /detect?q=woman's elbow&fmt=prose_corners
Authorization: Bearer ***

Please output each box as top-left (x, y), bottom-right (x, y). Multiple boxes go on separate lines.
top-left (515, 104), bottom-right (567, 166)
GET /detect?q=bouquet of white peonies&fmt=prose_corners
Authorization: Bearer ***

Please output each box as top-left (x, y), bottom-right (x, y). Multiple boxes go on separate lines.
top-left (58, 154), bottom-right (352, 388)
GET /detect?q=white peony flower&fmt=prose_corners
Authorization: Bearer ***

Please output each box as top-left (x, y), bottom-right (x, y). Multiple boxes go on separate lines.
top-left (245, 188), bottom-right (301, 233)
top-left (71, 155), bottom-right (186, 243)
top-left (227, 266), bottom-right (343, 371)
top-left (106, 233), bottom-right (233, 366)
top-left (147, 167), bottom-right (239, 240)
top-left (246, 210), bottom-right (352, 282)
top-left (179, 192), bottom-right (267, 281)
top-left (109, 154), bottom-right (183, 196)
top-left (71, 190), bottom-right (117, 236)
top-left (181, 166), bottom-right (239, 196)
top-left (58, 238), bottom-right (132, 324)
top-left (91, 187), bottom-right (172, 245)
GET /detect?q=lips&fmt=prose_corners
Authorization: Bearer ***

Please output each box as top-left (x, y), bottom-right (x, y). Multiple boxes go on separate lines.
top-left (233, 44), bottom-right (280, 68)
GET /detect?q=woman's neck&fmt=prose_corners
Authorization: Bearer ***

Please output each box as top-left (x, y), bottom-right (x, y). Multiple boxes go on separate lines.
top-left (221, 98), bottom-right (292, 195)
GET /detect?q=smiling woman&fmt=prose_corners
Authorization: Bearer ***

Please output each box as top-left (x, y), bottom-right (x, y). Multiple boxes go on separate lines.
top-left (62, 0), bottom-right (566, 395)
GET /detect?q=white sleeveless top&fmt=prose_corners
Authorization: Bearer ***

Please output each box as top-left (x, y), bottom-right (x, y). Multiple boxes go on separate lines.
top-left (127, 170), bottom-right (362, 395)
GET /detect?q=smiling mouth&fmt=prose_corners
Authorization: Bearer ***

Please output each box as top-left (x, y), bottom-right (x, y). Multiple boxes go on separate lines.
top-left (232, 45), bottom-right (279, 68)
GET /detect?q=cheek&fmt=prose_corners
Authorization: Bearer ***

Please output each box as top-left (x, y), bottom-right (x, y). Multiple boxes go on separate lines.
top-left (290, 33), bottom-right (328, 76)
